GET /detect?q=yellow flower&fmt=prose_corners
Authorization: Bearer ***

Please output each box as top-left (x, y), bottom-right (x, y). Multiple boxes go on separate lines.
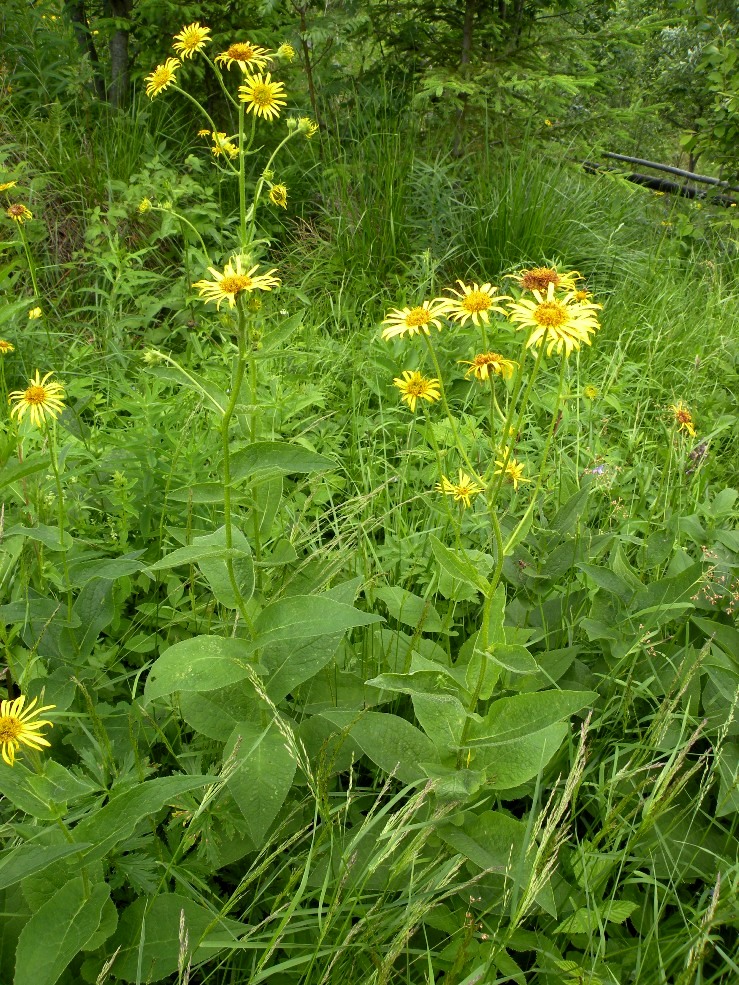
top-left (0, 695), bottom-right (55, 767)
top-left (172, 22), bottom-right (211, 59)
top-left (441, 280), bottom-right (510, 327)
top-left (669, 401), bottom-right (696, 438)
top-left (28, 307), bottom-right (42, 320)
top-left (269, 184), bottom-right (288, 208)
top-left (0, 339), bottom-right (15, 354)
top-left (435, 470), bottom-right (484, 508)
top-left (6, 203), bottom-right (32, 223)
top-left (298, 116), bottom-right (319, 138)
top-left (381, 300), bottom-right (447, 341)
top-left (460, 351), bottom-right (517, 381)
top-left (507, 282), bottom-right (602, 357)
top-left (216, 42), bottom-right (272, 72)
top-left (193, 255), bottom-right (281, 309)
top-left (197, 128), bottom-right (210, 137)
top-left (137, 197), bottom-right (152, 213)
top-left (238, 72), bottom-right (287, 121)
top-left (210, 132), bottom-right (238, 159)
top-left (392, 370), bottom-right (441, 412)
top-left (507, 266), bottom-right (581, 293)
top-left (9, 370), bottom-right (66, 427)
top-left (583, 384), bottom-right (598, 400)
top-left (494, 457), bottom-right (530, 490)
top-left (545, 119), bottom-right (552, 126)
top-left (277, 42), bottom-right (296, 61)
top-left (0, 180), bottom-right (17, 192)
top-left (145, 58), bottom-right (180, 98)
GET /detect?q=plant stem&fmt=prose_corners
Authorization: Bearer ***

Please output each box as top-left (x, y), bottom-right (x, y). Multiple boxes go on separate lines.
top-left (18, 224), bottom-right (52, 346)
top-left (44, 420), bottom-right (72, 620)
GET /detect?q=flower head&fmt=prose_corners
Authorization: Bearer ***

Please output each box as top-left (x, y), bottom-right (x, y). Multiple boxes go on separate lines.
top-left (460, 351), bottom-right (517, 382)
top-left (435, 470), bottom-right (484, 509)
top-left (9, 371), bottom-right (65, 427)
top-left (393, 370), bottom-right (441, 412)
top-left (172, 22), bottom-right (211, 59)
top-left (210, 132), bottom-right (238, 159)
top-left (381, 300), bottom-right (447, 341)
top-left (137, 197), bottom-right (152, 214)
top-left (441, 280), bottom-right (510, 327)
top-left (238, 72), bottom-right (287, 121)
top-left (669, 401), bottom-right (696, 438)
top-left (276, 42), bottom-right (295, 61)
top-left (216, 42), bottom-right (272, 72)
top-left (298, 116), bottom-right (319, 138)
top-left (28, 307), bottom-right (42, 320)
top-left (0, 339), bottom-right (15, 354)
top-left (508, 266), bottom-right (581, 293)
top-left (145, 58), bottom-right (180, 98)
top-left (507, 282), bottom-right (602, 357)
top-left (494, 457), bottom-right (530, 490)
top-left (269, 184), bottom-right (288, 208)
top-left (193, 255), bottom-right (281, 309)
top-left (583, 384), bottom-right (598, 400)
top-left (197, 128), bottom-right (210, 137)
top-left (0, 695), bottom-right (55, 767)
top-left (0, 180), bottom-right (17, 192)
top-left (7, 203), bottom-right (32, 223)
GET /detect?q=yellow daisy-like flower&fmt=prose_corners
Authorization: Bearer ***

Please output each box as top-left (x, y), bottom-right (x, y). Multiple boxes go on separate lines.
top-left (145, 58), bottom-right (180, 98)
top-left (0, 180), bottom-right (17, 192)
top-left (197, 128), bottom-right (211, 137)
top-left (460, 351), bottom-right (517, 382)
top-left (216, 42), bottom-right (272, 72)
top-left (172, 22), bottom-right (211, 59)
top-left (507, 282), bottom-right (602, 357)
top-left (137, 197), bottom-right (152, 214)
top-left (7, 203), bottom-right (32, 223)
top-left (441, 280), bottom-right (510, 327)
top-left (507, 266), bottom-right (581, 293)
top-left (0, 694), bottom-right (55, 767)
top-left (9, 370), bottom-right (65, 427)
top-left (192, 255), bottom-right (281, 310)
top-left (298, 116), bottom-right (319, 138)
top-left (494, 457), bottom-right (530, 490)
top-left (583, 384), bottom-right (598, 400)
top-left (269, 184), bottom-right (288, 208)
top-left (392, 370), bottom-right (441, 412)
top-left (0, 339), bottom-right (15, 354)
top-left (276, 42), bottom-right (296, 61)
top-left (238, 72), bottom-right (287, 121)
top-left (210, 132), bottom-right (238, 159)
top-left (381, 300), bottom-right (447, 341)
top-left (669, 401), bottom-right (696, 438)
top-left (435, 470), bottom-right (484, 509)
top-left (28, 307), bottom-right (42, 320)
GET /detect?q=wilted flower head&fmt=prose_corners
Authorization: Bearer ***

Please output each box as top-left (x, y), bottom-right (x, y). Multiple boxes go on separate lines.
top-left (460, 352), bottom-right (517, 382)
top-left (269, 184), bottom-right (288, 208)
top-left (669, 401), bottom-right (696, 438)
top-left (508, 266), bottom-right (581, 293)
top-left (6, 203), bottom-right (32, 223)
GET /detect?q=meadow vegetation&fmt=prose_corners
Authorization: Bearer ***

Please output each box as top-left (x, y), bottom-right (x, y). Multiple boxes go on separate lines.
top-left (0, 2), bottom-right (737, 984)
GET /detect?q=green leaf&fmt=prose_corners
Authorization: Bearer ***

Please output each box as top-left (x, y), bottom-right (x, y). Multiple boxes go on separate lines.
top-left (192, 527), bottom-right (255, 609)
top-left (0, 845), bottom-right (92, 892)
top-left (577, 563), bottom-right (633, 602)
top-left (108, 893), bottom-right (244, 982)
top-left (263, 633), bottom-right (343, 703)
top-left (429, 535), bottom-right (491, 594)
top-left (440, 809), bottom-right (527, 872)
top-left (374, 586), bottom-right (444, 633)
top-left (465, 690), bottom-right (596, 748)
top-left (230, 441), bottom-right (335, 481)
top-left (632, 562), bottom-right (702, 618)
top-left (254, 595), bottom-right (383, 645)
top-left (149, 543), bottom-right (251, 572)
top-left (0, 454), bottom-right (49, 492)
top-left (14, 876), bottom-right (110, 985)
top-left (144, 636), bottom-right (259, 703)
top-left (551, 487), bottom-right (590, 535)
top-left (411, 692), bottom-right (468, 751)
top-left (555, 900), bottom-right (637, 934)
top-left (3, 524), bottom-right (73, 551)
top-left (474, 723), bottom-right (569, 789)
top-left (72, 776), bottom-right (215, 861)
top-left (226, 722), bottom-right (297, 845)
top-left (320, 711), bottom-right (439, 783)
top-left (489, 644), bottom-right (540, 675)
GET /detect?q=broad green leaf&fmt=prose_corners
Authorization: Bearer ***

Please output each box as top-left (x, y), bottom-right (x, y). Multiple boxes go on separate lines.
top-left (263, 633), bottom-right (343, 703)
top-left (3, 524), bottom-right (73, 551)
top-left (144, 636), bottom-right (259, 703)
top-left (440, 809), bottom-right (527, 872)
top-left (374, 586), bottom-right (444, 633)
top-left (192, 527), bottom-right (255, 609)
top-left (489, 644), bottom-right (540, 675)
top-left (108, 893), bottom-right (244, 982)
top-left (692, 617), bottom-right (739, 661)
top-left (465, 690), bottom-right (596, 748)
top-left (429, 535), bottom-right (491, 594)
top-left (67, 553), bottom-right (144, 586)
top-left (0, 845), bottom-right (92, 892)
top-left (72, 775), bottom-right (214, 861)
top-left (226, 722), bottom-right (297, 845)
top-left (254, 595), bottom-right (383, 645)
top-left (551, 487), bottom-right (590, 534)
top-left (632, 562), bottom-right (702, 618)
top-left (14, 876), bottom-right (110, 985)
top-left (555, 900), bottom-right (638, 934)
top-left (149, 543), bottom-right (251, 572)
top-left (465, 586), bottom-right (506, 699)
top-left (230, 441), bottom-right (335, 481)
top-left (577, 563), bottom-right (633, 602)
top-left (320, 711), bottom-right (439, 783)
top-left (0, 763), bottom-right (69, 820)
top-left (474, 723), bottom-right (569, 789)
top-left (0, 454), bottom-right (49, 492)
top-left (411, 692), bottom-right (468, 751)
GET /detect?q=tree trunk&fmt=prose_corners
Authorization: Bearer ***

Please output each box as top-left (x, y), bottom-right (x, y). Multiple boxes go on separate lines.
top-left (106, 0), bottom-right (132, 109)
top-left (453, 0), bottom-right (477, 156)
top-left (63, 0), bottom-right (105, 100)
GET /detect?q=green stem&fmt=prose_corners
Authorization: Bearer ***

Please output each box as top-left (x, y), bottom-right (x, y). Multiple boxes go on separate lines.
top-left (172, 85), bottom-right (239, 176)
top-left (248, 130), bottom-right (297, 245)
top-left (44, 421), bottom-right (72, 620)
top-left (18, 224), bottom-right (52, 346)
top-left (456, 587), bottom-right (496, 768)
